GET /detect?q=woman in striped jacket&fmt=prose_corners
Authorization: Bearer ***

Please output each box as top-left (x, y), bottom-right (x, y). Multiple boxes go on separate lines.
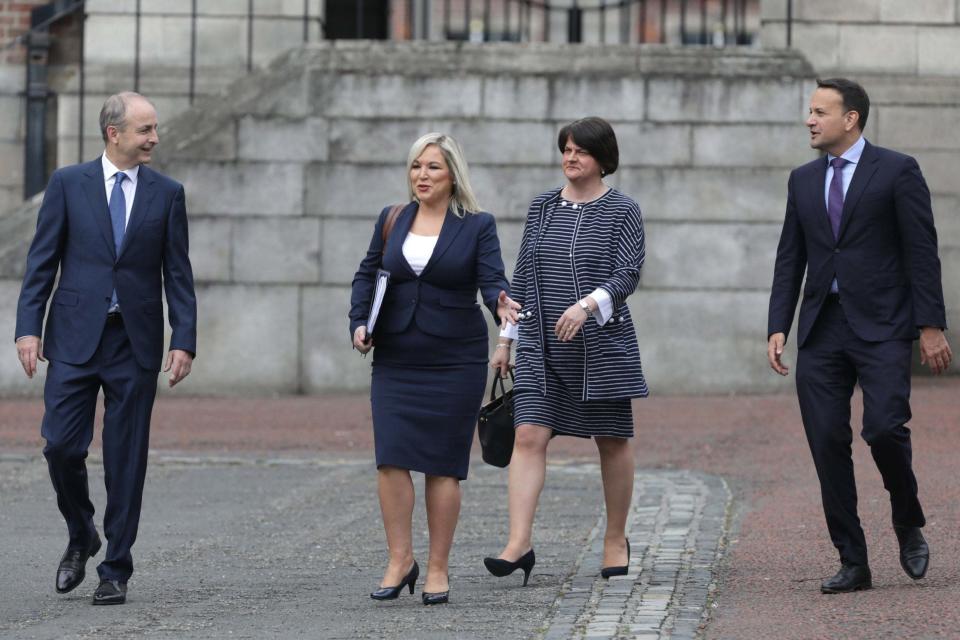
top-left (484, 117), bottom-right (648, 584)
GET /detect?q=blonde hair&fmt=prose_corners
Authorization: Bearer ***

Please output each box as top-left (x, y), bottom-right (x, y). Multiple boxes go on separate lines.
top-left (406, 133), bottom-right (480, 217)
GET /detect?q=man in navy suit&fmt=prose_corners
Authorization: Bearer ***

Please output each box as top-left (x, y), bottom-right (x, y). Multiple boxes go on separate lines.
top-left (15, 92), bottom-right (197, 605)
top-left (768, 78), bottom-right (952, 594)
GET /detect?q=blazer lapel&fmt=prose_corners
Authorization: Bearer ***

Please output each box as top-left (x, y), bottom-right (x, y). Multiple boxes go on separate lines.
top-left (81, 160), bottom-right (117, 258)
top-left (420, 208), bottom-right (465, 277)
top-left (388, 202), bottom-right (418, 278)
top-left (837, 141), bottom-right (879, 242)
top-left (118, 165), bottom-right (158, 260)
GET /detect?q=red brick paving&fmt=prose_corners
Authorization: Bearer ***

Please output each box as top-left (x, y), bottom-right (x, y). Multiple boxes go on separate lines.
top-left (1, 377), bottom-right (958, 638)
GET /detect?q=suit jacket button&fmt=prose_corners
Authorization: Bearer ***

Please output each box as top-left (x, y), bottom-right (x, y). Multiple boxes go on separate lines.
top-left (834, 248), bottom-right (840, 254)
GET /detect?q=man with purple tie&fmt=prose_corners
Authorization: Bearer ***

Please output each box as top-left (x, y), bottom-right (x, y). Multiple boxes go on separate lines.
top-left (767, 78), bottom-right (952, 594)
top-left (15, 92), bottom-right (197, 605)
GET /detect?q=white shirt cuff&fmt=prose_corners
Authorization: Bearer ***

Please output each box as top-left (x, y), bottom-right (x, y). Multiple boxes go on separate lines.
top-left (499, 321), bottom-right (519, 340)
top-left (588, 288), bottom-right (614, 326)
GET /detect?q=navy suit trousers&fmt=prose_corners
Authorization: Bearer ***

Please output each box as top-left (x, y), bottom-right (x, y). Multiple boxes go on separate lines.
top-left (795, 296), bottom-right (925, 567)
top-left (41, 317), bottom-right (157, 582)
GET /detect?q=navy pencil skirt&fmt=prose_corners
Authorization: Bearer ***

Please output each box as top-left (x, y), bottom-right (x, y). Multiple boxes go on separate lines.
top-left (370, 323), bottom-right (487, 480)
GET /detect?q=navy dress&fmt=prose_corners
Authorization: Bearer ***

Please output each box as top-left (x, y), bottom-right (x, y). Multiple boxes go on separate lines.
top-left (510, 189), bottom-right (649, 439)
top-left (349, 203), bottom-right (509, 480)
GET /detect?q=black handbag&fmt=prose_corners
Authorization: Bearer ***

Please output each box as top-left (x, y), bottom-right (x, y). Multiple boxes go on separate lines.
top-left (478, 370), bottom-right (515, 468)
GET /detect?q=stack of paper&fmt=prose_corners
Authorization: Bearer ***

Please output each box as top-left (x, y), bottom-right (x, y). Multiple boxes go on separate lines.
top-left (366, 269), bottom-right (390, 334)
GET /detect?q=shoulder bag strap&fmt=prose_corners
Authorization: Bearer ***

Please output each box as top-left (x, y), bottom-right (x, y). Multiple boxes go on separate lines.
top-left (381, 203), bottom-right (405, 255)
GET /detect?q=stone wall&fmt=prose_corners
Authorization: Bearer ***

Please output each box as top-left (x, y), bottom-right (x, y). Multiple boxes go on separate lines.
top-left (0, 41), bottom-right (818, 396)
top-left (1, 0), bottom-right (323, 213)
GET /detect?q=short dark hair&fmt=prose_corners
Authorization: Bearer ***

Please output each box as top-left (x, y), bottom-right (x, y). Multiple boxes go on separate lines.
top-left (557, 117), bottom-right (619, 176)
top-left (816, 78), bottom-right (870, 131)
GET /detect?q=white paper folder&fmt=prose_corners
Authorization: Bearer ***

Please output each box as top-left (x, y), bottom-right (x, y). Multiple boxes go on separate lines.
top-left (365, 269), bottom-right (390, 335)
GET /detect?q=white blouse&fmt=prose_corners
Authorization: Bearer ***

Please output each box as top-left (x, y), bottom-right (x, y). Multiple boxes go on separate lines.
top-left (402, 232), bottom-right (439, 276)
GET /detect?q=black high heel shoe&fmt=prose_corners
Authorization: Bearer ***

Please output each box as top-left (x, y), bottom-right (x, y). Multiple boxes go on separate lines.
top-left (421, 576), bottom-right (450, 607)
top-left (370, 561), bottom-right (419, 600)
top-left (600, 538), bottom-right (630, 578)
top-left (483, 548), bottom-right (536, 586)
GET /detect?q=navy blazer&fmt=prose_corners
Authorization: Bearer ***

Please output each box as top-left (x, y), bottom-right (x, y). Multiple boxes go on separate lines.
top-left (15, 158), bottom-right (197, 371)
top-left (349, 202), bottom-right (509, 340)
top-left (768, 141), bottom-right (946, 348)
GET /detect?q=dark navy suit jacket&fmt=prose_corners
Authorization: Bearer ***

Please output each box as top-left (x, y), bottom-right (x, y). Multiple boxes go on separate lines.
top-left (15, 158), bottom-right (197, 371)
top-left (349, 202), bottom-right (508, 340)
top-left (768, 140), bottom-right (946, 347)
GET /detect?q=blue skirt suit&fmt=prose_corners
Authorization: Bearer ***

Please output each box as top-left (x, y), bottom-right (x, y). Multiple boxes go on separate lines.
top-left (349, 202), bottom-right (510, 480)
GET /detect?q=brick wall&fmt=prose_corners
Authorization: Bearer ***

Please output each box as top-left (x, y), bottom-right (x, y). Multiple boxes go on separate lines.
top-left (0, 1), bottom-right (46, 64)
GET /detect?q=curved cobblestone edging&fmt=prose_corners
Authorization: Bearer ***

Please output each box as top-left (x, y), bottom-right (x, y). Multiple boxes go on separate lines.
top-left (538, 470), bottom-right (732, 640)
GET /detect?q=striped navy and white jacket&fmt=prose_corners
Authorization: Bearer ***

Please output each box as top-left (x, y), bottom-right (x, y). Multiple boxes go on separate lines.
top-left (512, 187), bottom-right (649, 401)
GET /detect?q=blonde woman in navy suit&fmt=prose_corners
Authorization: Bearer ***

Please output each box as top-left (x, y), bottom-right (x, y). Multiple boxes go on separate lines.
top-left (350, 133), bottom-right (519, 605)
top-left (485, 117), bottom-right (648, 585)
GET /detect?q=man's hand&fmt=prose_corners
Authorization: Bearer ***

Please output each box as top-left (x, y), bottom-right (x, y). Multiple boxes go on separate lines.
top-left (164, 349), bottom-right (193, 387)
top-left (15, 336), bottom-right (45, 378)
top-left (767, 332), bottom-right (789, 376)
top-left (919, 327), bottom-right (952, 374)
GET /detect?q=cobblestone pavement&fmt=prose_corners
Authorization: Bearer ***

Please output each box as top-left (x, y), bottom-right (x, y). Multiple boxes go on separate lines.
top-left (541, 470), bottom-right (730, 640)
top-left (0, 453), bottom-right (730, 640)
top-left (4, 377), bottom-right (959, 638)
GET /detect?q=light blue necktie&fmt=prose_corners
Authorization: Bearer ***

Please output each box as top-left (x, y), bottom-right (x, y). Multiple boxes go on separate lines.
top-left (109, 172), bottom-right (127, 309)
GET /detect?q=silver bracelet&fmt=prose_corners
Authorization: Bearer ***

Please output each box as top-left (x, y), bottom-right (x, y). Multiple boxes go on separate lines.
top-left (495, 343), bottom-right (512, 349)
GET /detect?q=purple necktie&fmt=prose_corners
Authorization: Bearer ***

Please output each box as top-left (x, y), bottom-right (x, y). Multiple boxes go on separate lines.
top-left (827, 157), bottom-right (849, 239)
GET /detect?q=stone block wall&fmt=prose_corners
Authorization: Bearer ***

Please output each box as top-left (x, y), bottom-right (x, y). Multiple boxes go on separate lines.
top-left (1, 0), bottom-right (322, 214)
top-left (1, 41), bottom-right (819, 396)
top-left (149, 42), bottom-right (814, 397)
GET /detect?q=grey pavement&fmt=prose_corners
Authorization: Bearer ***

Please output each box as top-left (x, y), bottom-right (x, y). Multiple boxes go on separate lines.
top-left (0, 454), bottom-right (730, 639)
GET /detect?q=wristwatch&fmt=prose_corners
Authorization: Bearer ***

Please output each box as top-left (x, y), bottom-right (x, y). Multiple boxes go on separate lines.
top-left (578, 299), bottom-right (591, 317)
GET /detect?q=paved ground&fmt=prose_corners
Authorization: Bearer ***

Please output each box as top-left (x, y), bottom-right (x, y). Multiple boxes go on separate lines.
top-left (1, 376), bottom-right (958, 638)
top-left (0, 454), bottom-right (727, 640)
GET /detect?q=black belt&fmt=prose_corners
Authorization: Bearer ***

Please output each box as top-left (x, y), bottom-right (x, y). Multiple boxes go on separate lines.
top-left (106, 311), bottom-right (123, 324)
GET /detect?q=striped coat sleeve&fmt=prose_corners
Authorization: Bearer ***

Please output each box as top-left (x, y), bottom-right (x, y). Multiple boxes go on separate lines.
top-left (509, 203), bottom-right (538, 309)
top-left (596, 202), bottom-right (645, 308)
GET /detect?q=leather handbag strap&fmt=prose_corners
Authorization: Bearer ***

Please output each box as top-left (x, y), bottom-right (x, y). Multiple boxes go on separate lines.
top-left (489, 369), bottom-right (516, 402)
top-left (381, 203), bottom-right (404, 255)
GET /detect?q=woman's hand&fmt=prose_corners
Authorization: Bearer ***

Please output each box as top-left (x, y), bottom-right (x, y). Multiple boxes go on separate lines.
top-left (353, 326), bottom-right (373, 354)
top-left (554, 302), bottom-right (589, 342)
top-left (490, 341), bottom-right (513, 378)
top-left (496, 290), bottom-right (521, 329)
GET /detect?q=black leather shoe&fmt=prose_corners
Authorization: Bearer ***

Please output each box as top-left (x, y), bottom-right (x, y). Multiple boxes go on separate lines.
top-left (895, 526), bottom-right (929, 580)
top-left (370, 561), bottom-right (419, 600)
top-left (92, 579), bottom-right (127, 605)
top-left (483, 548), bottom-right (535, 586)
top-left (422, 590), bottom-right (449, 605)
top-left (821, 563), bottom-right (872, 594)
top-left (601, 538), bottom-right (631, 579)
top-left (56, 535), bottom-right (102, 594)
